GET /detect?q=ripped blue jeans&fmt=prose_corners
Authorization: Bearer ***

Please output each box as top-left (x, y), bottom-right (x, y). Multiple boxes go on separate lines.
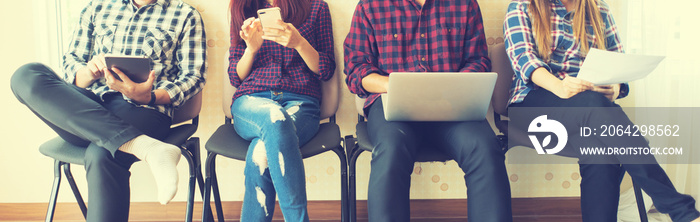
top-left (232, 91), bottom-right (320, 222)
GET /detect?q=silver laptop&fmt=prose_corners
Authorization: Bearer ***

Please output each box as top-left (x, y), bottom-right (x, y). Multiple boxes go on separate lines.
top-left (382, 72), bottom-right (497, 121)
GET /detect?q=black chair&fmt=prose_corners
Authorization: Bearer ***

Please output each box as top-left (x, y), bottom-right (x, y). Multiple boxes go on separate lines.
top-left (39, 92), bottom-right (209, 222)
top-left (202, 69), bottom-right (348, 222)
top-left (488, 42), bottom-right (648, 222)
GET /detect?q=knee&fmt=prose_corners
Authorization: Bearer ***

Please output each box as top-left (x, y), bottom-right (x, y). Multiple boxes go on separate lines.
top-left (11, 63), bottom-right (52, 89)
top-left (84, 146), bottom-right (113, 170)
top-left (371, 130), bottom-right (418, 161)
top-left (570, 91), bottom-right (615, 107)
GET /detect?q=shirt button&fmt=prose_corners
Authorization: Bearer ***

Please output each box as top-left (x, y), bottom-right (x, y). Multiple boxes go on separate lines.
top-left (421, 57), bottom-right (426, 61)
top-left (421, 34), bottom-right (425, 38)
top-left (394, 34), bottom-right (398, 38)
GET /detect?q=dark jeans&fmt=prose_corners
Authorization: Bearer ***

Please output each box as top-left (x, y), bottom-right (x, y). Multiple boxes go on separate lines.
top-left (11, 63), bottom-right (171, 222)
top-left (510, 89), bottom-right (700, 222)
top-left (366, 99), bottom-right (513, 222)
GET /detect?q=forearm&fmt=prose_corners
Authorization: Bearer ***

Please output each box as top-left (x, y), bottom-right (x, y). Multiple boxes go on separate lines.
top-left (74, 67), bottom-right (96, 88)
top-left (531, 67), bottom-right (562, 94)
top-left (361, 73), bottom-right (389, 94)
top-left (153, 89), bottom-right (171, 105)
top-left (235, 48), bottom-right (257, 81)
top-left (296, 39), bottom-right (321, 75)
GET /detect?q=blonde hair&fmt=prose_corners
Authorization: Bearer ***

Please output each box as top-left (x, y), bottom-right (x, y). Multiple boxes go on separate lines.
top-left (528, 0), bottom-right (607, 61)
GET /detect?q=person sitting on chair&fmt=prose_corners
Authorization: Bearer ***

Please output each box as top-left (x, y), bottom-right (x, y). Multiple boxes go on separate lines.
top-left (504, 0), bottom-right (700, 221)
top-left (10, 0), bottom-right (206, 221)
top-left (344, 0), bottom-right (513, 221)
top-left (228, 0), bottom-right (335, 221)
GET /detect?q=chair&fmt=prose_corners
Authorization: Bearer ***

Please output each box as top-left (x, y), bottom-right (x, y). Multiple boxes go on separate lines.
top-left (202, 68), bottom-right (348, 222)
top-left (488, 42), bottom-right (648, 222)
top-left (39, 91), bottom-right (208, 222)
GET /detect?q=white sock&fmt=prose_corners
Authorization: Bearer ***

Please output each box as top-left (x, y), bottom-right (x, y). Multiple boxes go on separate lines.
top-left (119, 135), bottom-right (181, 204)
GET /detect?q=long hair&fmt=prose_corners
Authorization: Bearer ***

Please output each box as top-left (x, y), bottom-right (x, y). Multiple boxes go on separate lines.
top-left (230, 0), bottom-right (311, 45)
top-left (528, 0), bottom-right (607, 61)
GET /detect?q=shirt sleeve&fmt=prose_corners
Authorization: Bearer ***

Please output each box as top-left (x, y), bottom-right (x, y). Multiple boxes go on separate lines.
top-left (228, 38), bottom-right (246, 88)
top-left (459, 0), bottom-right (490, 72)
top-left (155, 9), bottom-right (207, 109)
top-left (343, 2), bottom-right (383, 98)
top-left (62, 1), bottom-right (95, 84)
top-left (313, 1), bottom-right (336, 81)
top-left (503, 1), bottom-right (551, 87)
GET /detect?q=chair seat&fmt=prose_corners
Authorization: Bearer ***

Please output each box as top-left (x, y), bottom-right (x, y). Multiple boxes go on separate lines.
top-left (205, 122), bottom-right (342, 160)
top-left (39, 123), bottom-right (198, 165)
top-left (355, 122), bottom-right (452, 162)
top-left (39, 137), bottom-right (87, 165)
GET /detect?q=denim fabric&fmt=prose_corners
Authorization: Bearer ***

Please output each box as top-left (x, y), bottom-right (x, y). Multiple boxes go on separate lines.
top-left (365, 99), bottom-right (513, 222)
top-left (231, 91), bottom-right (320, 222)
top-left (510, 89), bottom-right (700, 222)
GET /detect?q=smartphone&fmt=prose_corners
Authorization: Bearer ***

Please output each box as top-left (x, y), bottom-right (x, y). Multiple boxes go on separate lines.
top-left (104, 55), bottom-right (151, 83)
top-left (257, 7), bottom-right (283, 36)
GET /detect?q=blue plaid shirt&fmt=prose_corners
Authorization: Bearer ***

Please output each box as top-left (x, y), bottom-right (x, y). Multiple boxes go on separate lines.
top-left (504, 0), bottom-right (625, 105)
top-left (62, 0), bottom-right (207, 118)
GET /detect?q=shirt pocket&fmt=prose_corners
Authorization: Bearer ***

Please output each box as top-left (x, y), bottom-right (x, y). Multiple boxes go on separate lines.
top-left (434, 23), bottom-right (466, 66)
top-left (141, 28), bottom-right (177, 62)
top-left (376, 30), bottom-right (408, 71)
top-left (94, 25), bottom-right (116, 54)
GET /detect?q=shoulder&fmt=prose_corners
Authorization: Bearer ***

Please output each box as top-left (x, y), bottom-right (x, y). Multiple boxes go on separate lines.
top-left (596, 0), bottom-right (613, 15)
top-left (309, 0), bottom-right (330, 14)
top-left (509, 0), bottom-right (530, 10)
top-left (167, 0), bottom-right (203, 19)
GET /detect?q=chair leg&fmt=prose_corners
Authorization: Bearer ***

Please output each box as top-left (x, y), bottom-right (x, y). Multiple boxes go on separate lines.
top-left (188, 138), bottom-right (214, 221)
top-left (45, 160), bottom-right (63, 222)
top-left (632, 180), bottom-right (649, 222)
top-left (62, 163), bottom-right (87, 219)
top-left (333, 143), bottom-right (349, 222)
top-left (203, 152), bottom-right (224, 222)
top-left (346, 136), bottom-right (364, 222)
top-left (180, 147), bottom-right (196, 222)
top-left (211, 155), bottom-right (225, 222)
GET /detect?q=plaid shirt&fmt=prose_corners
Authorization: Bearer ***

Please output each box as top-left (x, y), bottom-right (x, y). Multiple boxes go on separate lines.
top-left (344, 0), bottom-right (490, 116)
top-left (62, 0), bottom-right (207, 118)
top-left (504, 0), bottom-right (624, 105)
top-left (228, 0), bottom-right (336, 102)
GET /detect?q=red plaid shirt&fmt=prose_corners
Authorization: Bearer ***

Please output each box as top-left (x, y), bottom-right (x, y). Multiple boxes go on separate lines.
top-left (344, 0), bottom-right (490, 116)
top-left (229, 0), bottom-right (335, 102)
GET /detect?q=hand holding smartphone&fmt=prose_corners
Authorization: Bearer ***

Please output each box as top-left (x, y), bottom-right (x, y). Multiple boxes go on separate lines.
top-left (257, 7), bottom-right (283, 36)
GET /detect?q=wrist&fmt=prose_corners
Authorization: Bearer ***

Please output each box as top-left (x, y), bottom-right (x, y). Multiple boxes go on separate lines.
top-left (245, 46), bottom-right (259, 55)
top-left (294, 39), bottom-right (310, 51)
top-left (147, 91), bottom-right (157, 106)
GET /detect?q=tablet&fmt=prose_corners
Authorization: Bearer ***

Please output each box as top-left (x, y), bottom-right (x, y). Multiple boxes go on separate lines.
top-left (104, 55), bottom-right (151, 83)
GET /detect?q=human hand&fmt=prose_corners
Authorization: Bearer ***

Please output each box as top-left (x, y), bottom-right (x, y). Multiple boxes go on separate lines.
top-left (592, 84), bottom-right (621, 102)
top-left (555, 75), bottom-right (594, 99)
top-left (240, 17), bottom-right (264, 52)
top-left (75, 54), bottom-right (107, 87)
top-left (104, 67), bottom-right (156, 105)
top-left (261, 20), bottom-right (307, 50)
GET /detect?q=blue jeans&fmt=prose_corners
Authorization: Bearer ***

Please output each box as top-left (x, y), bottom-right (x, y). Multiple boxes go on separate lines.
top-left (231, 91), bottom-right (320, 222)
top-left (366, 99), bottom-right (513, 222)
top-left (510, 89), bottom-right (700, 222)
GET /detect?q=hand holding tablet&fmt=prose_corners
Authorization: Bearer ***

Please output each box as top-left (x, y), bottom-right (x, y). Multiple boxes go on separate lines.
top-left (104, 55), bottom-right (152, 83)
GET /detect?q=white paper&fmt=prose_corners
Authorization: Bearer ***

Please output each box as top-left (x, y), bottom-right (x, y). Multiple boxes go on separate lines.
top-left (576, 48), bottom-right (665, 85)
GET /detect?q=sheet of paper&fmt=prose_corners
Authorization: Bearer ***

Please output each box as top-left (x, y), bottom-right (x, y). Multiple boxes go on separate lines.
top-left (576, 48), bottom-right (665, 85)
